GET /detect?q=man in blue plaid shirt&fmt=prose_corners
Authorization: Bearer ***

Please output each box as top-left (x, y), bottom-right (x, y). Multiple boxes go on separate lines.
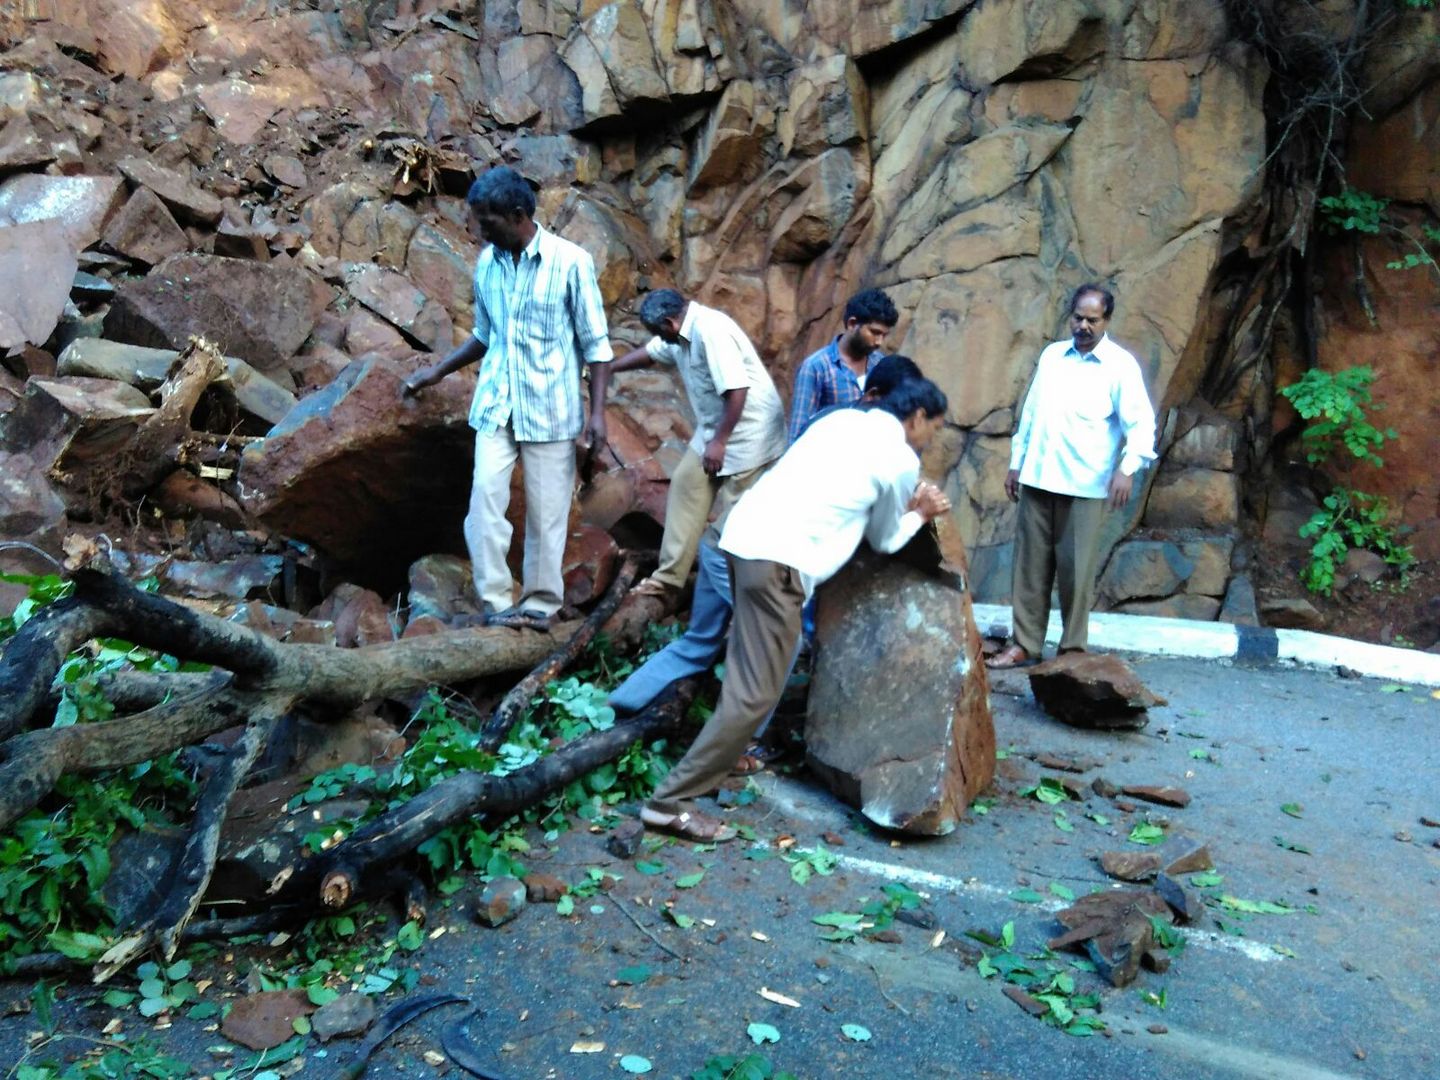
top-left (786, 288), bottom-right (898, 444)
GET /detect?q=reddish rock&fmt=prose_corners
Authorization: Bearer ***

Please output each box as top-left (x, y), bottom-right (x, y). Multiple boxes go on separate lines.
top-left (1049, 889), bottom-right (1174, 988)
top-left (0, 114), bottom-right (54, 173)
top-left (562, 523), bottom-right (620, 608)
top-left (1099, 850), bottom-right (1163, 882)
top-left (264, 154), bottom-right (308, 189)
top-left (1154, 872), bottom-right (1205, 923)
top-left (1027, 653), bottom-right (1166, 730)
top-left (344, 306), bottom-right (415, 362)
top-left (239, 357), bottom-right (475, 589)
top-left (104, 253), bottom-right (325, 381)
top-left (0, 376), bottom-right (152, 483)
top-left (221, 989), bottom-right (315, 1051)
top-left (808, 546), bottom-right (995, 836)
top-left (1002, 985), bottom-right (1048, 1017)
top-left (1157, 836), bottom-right (1213, 877)
top-left (1122, 784), bottom-right (1192, 809)
top-left (0, 173), bottom-right (125, 251)
top-left (311, 584), bottom-right (397, 647)
top-left (117, 157), bottom-right (223, 226)
top-left (0, 220), bottom-right (77, 350)
top-left (102, 187), bottom-right (188, 266)
top-left (476, 877), bottom-right (527, 927)
top-left (152, 469), bottom-right (250, 530)
top-left (523, 872), bottom-right (569, 902)
top-left (111, 552), bottom-right (285, 602)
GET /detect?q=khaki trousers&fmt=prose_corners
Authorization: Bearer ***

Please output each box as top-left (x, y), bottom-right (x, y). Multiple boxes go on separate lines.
top-left (648, 556), bottom-right (804, 814)
top-left (1010, 485), bottom-right (1106, 656)
top-left (651, 449), bottom-right (767, 589)
top-left (463, 425), bottom-right (574, 617)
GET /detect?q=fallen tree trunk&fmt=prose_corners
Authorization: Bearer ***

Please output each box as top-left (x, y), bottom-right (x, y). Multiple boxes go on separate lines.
top-left (275, 683), bottom-right (694, 911)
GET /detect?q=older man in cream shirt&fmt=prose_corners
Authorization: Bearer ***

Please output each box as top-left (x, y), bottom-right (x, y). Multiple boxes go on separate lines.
top-left (987, 284), bottom-right (1156, 669)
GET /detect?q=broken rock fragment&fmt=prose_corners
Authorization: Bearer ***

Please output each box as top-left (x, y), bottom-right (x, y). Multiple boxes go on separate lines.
top-left (807, 548), bottom-right (995, 835)
top-left (0, 219), bottom-right (77, 350)
top-left (1122, 784), bottom-right (1192, 808)
top-left (476, 877), bottom-right (527, 927)
top-left (102, 186), bottom-right (188, 266)
top-left (1027, 652), bottom-right (1166, 730)
top-left (117, 156), bottom-right (224, 226)
top-left (1099, 850), bottom-right (1162, 882)
top-left (312, 992), bottom-right (376, 1042)
top-left (221, 989), bottom-right (315, 1051)
top-left (1049, 889), bottom-right (1174, 988)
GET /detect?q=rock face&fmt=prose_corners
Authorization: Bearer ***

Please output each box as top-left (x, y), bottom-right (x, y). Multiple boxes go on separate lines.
top-left (1027, 652), bottom-right (1166, 730)
top-left (807, 548), bottom-right (995, 836)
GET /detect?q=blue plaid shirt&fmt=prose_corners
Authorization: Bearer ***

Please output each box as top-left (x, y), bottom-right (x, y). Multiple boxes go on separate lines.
top-left (787, 336), bottom-right (883, 444)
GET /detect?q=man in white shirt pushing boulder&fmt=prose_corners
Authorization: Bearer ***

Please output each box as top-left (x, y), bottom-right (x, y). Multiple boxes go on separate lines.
top-left (639, 378), bottom-right (952, 843)
top-left (986, 284), bottom-right (1157, 670)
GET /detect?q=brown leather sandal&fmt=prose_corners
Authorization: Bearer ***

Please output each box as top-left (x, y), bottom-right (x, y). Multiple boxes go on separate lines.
top-left (639, 807), bottom-right (736, 843)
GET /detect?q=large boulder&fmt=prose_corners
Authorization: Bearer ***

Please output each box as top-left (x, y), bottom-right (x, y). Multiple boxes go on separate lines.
top-left (104, 254), bottom-right (327, 383)
top-left (237, 357), bottom-right (474, 590)
top-left (807, 546), bottom-right (995, 836)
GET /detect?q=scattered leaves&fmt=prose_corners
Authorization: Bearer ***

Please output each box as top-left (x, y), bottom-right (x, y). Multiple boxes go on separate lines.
top-left (747, 1022), bottom-right (781, 1045)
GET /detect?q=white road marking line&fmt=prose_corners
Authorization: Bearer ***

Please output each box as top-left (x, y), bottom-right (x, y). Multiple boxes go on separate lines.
top-left (758, 782), bottom-right (1280, 964)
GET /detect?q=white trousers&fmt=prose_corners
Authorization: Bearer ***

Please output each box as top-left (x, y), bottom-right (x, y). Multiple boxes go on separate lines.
top-left (463, 426), bottom-right (574, 616)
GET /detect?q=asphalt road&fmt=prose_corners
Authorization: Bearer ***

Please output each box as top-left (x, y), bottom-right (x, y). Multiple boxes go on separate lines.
top-left (3, 655), bottom-right (1437, 1079)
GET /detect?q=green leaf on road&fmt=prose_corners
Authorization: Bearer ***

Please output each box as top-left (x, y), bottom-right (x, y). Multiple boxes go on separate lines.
top-left (1053, 811), bottom-right (1074, 833)
top-left (555, 895), bottom-right (575, 916)
top-left (1273, 835), bottom-right (1311, 854)
top-left (396, 920), bottom-right (424, 951)
top-left (1378, 683), bottom-right (1407, 693)
top-left (1189, 872), bottom-right (1224, 888)
top-left (1128, 823), bottom-right (1166, 846)
top-left (1049, 883), bottom-right (1075, 901)
top-left (1280, 802), bottom-right (1304, 818)
top-left (675, 871), bottom-right (705, 889)
top-left (1218, 895), bottom-right (1295, 915)
top-left (747, 1022), bottom-right (781, 1045)
top-left (1010, 888), bottom-right (1044, 904)
top-left (666, 909), bottom-right (696, 929)
top-left (635, 860), bottom-right (666, 875)
top-left (841, 1023), bottom-right (872, 1042)
top-left (616, 965), bottom-right (652, 985)
top-left (620, 1055), bottom-right (653, 1074)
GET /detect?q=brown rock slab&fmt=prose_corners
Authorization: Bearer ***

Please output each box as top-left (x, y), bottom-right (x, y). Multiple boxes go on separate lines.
top-left (1049, 890), bottom-right (1173, 988)
top-left (227, 602), bottom-right (336, 645)
top-left (221, 989), bottom-right (315, 1051)
top-left (116, 157), bottom-right (223, 227)
top-left (476, 877), bottom-right (527, 927)
top-left (152, 470), bottom-right (249, 530)
top-left (1033, 752), bottom-right (1098, 774)
top-left (56, 337), bottom-right (298, 425)
top-left (1002, 984), bottom-right (1048, 1017)
top-left (240, 357), bottom-right (475, 590)
top-left (1157, 836), bottom-right (1213, 877)
top-left (0, 449), bottom-right (68, 575)
top-left (1122, 785), bottom-right (1192, 809)
top-left (344, 263), bottom-right (453, 353)
top-left (1099, 850), bottom-right (1163, 882)
top-left (807, 547), bottom-right (995, 836)
top-left (312, 992), bottom-right (376, 1042)
top-left (0, 376), bottom-right (153, 483)
top-left (0, 114), bottom-right (55, 173)
top-left (102, 187), bottom-right (188, 267)
top-left (0, 220), bottom-right (77, 350)
top-left (1143, 467), bottom-right (1240, 530)
top-left (264, 154), bottom-right (308, 189)
top-left (104, 253), bottom-right (325, 380)
top-left (0, 173), bottom-right (125, 252)
top-left (1027, 653), bottom-right (1165, 730)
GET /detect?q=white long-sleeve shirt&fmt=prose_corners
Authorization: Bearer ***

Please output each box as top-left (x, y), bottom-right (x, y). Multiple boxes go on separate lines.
top-left (720, 407), bottom-right (926, 595)
top-left (1009, 334), bottom-right (1157, 499)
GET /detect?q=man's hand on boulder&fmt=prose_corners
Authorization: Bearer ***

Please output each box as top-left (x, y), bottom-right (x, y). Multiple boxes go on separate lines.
top-left (401, 365), bottom-right (442, 398)
top-left (1107, 471), bottom-right (1134, 511)
top-left (1004, 468), bottom-right (1020, 502)
top-left (910, 481), bottom-right (951, 522)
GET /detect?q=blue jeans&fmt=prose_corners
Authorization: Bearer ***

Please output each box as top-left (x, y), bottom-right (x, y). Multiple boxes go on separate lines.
top-left (609, 541), bottom-right (734, 715)
top-left (609, 544), bottom-right (791, 739)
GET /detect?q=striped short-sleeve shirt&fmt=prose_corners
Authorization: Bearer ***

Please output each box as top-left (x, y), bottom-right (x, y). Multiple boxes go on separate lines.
top-left (468, 223), bottom-right (613, 442)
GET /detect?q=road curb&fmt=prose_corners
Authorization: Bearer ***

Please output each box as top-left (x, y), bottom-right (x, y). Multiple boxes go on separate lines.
top-left (972, 603), bottom-right (1440, 688)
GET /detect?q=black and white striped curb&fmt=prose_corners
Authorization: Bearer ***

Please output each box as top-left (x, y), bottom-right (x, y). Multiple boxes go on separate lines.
top-left (972, 604), bottom-right (1440, 688)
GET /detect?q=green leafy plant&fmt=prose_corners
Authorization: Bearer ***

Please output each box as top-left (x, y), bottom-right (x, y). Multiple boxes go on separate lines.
top-left (782, 843), bottom-right (838, 885)
top-left (691, 1052), bottom-right (798, 1080)
top-left (973, 936), bottom-right (1106, 1037)
top-left (1317, 188), bottom-right (1388, 234)
top-left (1279, 367), bottom-right (1412, 595)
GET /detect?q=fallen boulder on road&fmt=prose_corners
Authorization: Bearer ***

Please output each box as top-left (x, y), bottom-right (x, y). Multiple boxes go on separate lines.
top-left (1027, 652), bottom-right (1166, 730)
top-left (807, 546), bottom-right (995, 836)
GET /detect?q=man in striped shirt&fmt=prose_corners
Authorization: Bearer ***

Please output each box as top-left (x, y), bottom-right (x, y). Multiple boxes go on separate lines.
top-left (786, 288), bottom-right (897, 444)
top-left (402, 167), bottom-right (613, 630)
